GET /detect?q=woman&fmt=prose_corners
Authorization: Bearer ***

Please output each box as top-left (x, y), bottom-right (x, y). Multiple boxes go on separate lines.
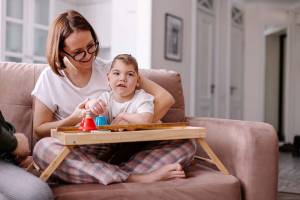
top-left (32, 10), bottom-right (196, 185)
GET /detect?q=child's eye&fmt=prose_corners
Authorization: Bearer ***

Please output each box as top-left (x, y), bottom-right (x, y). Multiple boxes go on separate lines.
top-left (113, 72), bottom-right (119, 76)
top-left (128, 73), bottom-right (135, 76)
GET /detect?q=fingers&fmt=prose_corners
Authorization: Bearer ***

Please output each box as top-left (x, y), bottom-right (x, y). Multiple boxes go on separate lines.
top-left (90, 100), bottom-right (107, 115)
top-left (78, 98), bottom-right (90, 109)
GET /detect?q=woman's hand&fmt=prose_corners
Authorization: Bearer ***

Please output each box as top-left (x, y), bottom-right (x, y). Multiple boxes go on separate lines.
top-left (86, 99), bottom-right (107, 116)
top-left (11, 133), bottom-right (30, 158)
top-left (139, 75), bottom-right (175, 121)
top-left (69, 99), bottom-right (89, 124)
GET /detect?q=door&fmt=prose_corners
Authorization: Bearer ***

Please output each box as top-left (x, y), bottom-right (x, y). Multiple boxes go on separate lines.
top-left (230, 25), bottom-right (244, 119)
top-left (195, 9), bottom-right (215, 117)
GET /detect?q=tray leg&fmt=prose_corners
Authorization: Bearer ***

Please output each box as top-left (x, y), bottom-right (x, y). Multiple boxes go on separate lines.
top-left (40, 146), bottom-right (72, 181)
top-left (198, 138), bottom-right (229, 175)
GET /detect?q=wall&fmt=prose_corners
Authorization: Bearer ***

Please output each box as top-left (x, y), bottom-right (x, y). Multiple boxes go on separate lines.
top-left (151, 0), bottom-right (192, 116)
top-left (243, 3), bottom-right (288, 121)
top-left (79, 0), bottom-right (112, 60)
top-left (111, 0), bottom-right (151, 68)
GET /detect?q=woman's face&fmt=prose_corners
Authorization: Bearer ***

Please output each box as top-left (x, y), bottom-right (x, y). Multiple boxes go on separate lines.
top-left (63, 30), bottom-right (96, 71)
top-left (108, 60), bottom-right (139, 101)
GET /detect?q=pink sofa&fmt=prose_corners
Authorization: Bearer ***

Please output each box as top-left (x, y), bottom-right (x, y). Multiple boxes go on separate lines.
top-left (0, 62), bottom-right (278, 200)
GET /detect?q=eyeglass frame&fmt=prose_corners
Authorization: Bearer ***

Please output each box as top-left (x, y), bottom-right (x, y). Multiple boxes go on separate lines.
top-left (62, 41), bottom-right (99, 62)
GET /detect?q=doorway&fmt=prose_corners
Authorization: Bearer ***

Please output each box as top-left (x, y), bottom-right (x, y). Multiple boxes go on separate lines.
top-left (264, 30), bottom-right (286, 141)
top-left (195, 8), bottom-right (215, 117)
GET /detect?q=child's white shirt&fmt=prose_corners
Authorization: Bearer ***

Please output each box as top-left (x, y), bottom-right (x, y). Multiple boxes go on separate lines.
top-left (98, 89), bottom-right (154, 122)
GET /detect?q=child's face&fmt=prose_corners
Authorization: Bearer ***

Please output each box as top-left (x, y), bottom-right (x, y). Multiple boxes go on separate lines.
top-left (108, 60), bottom-right (139, 100)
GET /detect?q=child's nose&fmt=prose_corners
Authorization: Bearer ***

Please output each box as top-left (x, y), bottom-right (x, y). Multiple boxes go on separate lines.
top-left (119, 75), bottom-right (127, 82)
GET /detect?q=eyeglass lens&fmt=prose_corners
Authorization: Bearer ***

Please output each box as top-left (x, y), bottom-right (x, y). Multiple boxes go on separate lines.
top-left (73, 43), bottom-right (98, 61)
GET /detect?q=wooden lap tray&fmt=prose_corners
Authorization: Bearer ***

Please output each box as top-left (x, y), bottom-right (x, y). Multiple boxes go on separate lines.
top-left (34, 123), bottom-right (229, 181)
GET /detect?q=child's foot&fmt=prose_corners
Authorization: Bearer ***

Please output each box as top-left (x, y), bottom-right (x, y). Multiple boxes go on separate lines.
top-left (127, 163), bottom-right (185, 183)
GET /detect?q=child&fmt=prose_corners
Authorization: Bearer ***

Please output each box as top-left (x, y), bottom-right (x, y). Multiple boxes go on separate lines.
top-left (85, 54), bottom-right (155, 163)
top-left (85, 54), bottom-right (154, 125)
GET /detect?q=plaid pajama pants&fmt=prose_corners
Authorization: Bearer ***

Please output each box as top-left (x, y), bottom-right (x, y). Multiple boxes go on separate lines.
top-left (33, 137), bottom-right (196, 185)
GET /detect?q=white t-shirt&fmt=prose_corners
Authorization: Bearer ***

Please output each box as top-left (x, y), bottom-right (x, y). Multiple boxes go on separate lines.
top-left (31, 57), bottom-right (111, 120)
top-left (99, 89), bottom-right (154, 123)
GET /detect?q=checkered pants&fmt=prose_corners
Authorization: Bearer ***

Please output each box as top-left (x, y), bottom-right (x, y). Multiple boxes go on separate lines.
top-left (33, 137), bottom-right (196, 185)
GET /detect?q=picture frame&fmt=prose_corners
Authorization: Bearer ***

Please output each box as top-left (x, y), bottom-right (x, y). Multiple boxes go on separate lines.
top-left (164, 13), bottom-right (183, 62)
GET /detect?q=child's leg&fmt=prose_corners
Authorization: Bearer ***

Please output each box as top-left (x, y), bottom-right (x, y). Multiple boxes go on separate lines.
top-left (33, 137), bottom-right (129, 185)
top-left (120, 139), bottom-right (196, 174)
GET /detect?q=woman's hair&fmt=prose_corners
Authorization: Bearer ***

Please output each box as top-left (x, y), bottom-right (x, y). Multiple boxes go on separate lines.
top-left (47, 10), bottom-right (99, 76)
top-left (111, 54), bottom-right (139, 73)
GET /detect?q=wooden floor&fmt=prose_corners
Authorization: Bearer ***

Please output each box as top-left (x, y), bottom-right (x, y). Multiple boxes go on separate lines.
top-left (277, 152), bottom-right (300, 200)
top-left (278, 192), bottom-right (300, 200)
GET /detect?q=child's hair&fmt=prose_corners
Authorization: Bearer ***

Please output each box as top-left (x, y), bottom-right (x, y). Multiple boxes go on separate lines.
top-left (111, 54), bottom-right (139, 73)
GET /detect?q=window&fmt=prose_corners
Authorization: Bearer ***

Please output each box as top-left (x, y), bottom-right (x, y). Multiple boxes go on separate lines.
top-left (1, 0), bottom-right (52, 63)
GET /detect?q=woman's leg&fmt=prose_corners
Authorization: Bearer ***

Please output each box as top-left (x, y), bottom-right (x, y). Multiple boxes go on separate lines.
top-left (120, 139), bottom-right (197, 182)
top-left (0, 161), bottom-right (53, 200)
top-left (33, 137), bottom-right (129, 185)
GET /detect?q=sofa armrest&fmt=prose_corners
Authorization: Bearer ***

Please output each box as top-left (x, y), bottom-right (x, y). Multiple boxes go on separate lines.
top-left (186, 117), bottom-right (278, 200)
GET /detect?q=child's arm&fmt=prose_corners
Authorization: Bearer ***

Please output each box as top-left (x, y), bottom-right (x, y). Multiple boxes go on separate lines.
top-left (112, 112), bottom-right (153, 125)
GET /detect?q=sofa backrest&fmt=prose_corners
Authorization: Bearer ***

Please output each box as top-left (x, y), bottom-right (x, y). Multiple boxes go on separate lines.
top-left (0, 62), bottom-right (185, 149)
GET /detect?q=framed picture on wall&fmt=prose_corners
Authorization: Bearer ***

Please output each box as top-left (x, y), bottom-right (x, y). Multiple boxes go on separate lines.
top-left (164, 13), bottom-right (183, 62)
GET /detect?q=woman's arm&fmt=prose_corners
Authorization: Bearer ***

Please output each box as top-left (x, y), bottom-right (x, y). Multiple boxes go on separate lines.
top-left (139, 76), bottom-right (175, 122)
top-left (33, 98), bottom-right (86, 139)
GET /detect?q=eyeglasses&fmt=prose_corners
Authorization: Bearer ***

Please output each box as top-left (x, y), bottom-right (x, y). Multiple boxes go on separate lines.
top-left (63, 42), bottom-right (99, 62)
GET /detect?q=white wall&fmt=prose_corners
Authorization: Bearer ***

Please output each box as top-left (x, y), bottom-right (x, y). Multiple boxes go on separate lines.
top-left (243, 3), bottom-right (288, 121)
top-left (151, 0), bottom-right (192, 116)
top-left (79, 0), bottom-right (112, 48)
top-left (110, 0), bottom-right (151, 68)
top-left (111, 0), bottom-right (138, 58)
top-left (78, 0), bottom-right (112, 60)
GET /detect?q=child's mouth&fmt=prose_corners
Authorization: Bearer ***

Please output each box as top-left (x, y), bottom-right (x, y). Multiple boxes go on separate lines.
top-left (116, 83), bottom-right (126, 88)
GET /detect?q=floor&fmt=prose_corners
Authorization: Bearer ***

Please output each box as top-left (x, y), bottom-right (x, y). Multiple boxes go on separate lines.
top-left (277, 152), bottom-right (300, 200)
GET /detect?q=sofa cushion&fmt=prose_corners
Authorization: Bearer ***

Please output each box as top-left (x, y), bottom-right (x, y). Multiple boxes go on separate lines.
top-left (52, 164), bottom-right (240, 200)
top-left (0, 63), bottom-right (46, 149)
top-left (140, 69), bottom-right (185, 123)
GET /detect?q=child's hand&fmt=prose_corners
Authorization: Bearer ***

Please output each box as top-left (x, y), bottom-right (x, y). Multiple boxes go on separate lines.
top-left (111, 113), bottom-right (128, 125)
top-left (87, 99), bottom-right (107, 115)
